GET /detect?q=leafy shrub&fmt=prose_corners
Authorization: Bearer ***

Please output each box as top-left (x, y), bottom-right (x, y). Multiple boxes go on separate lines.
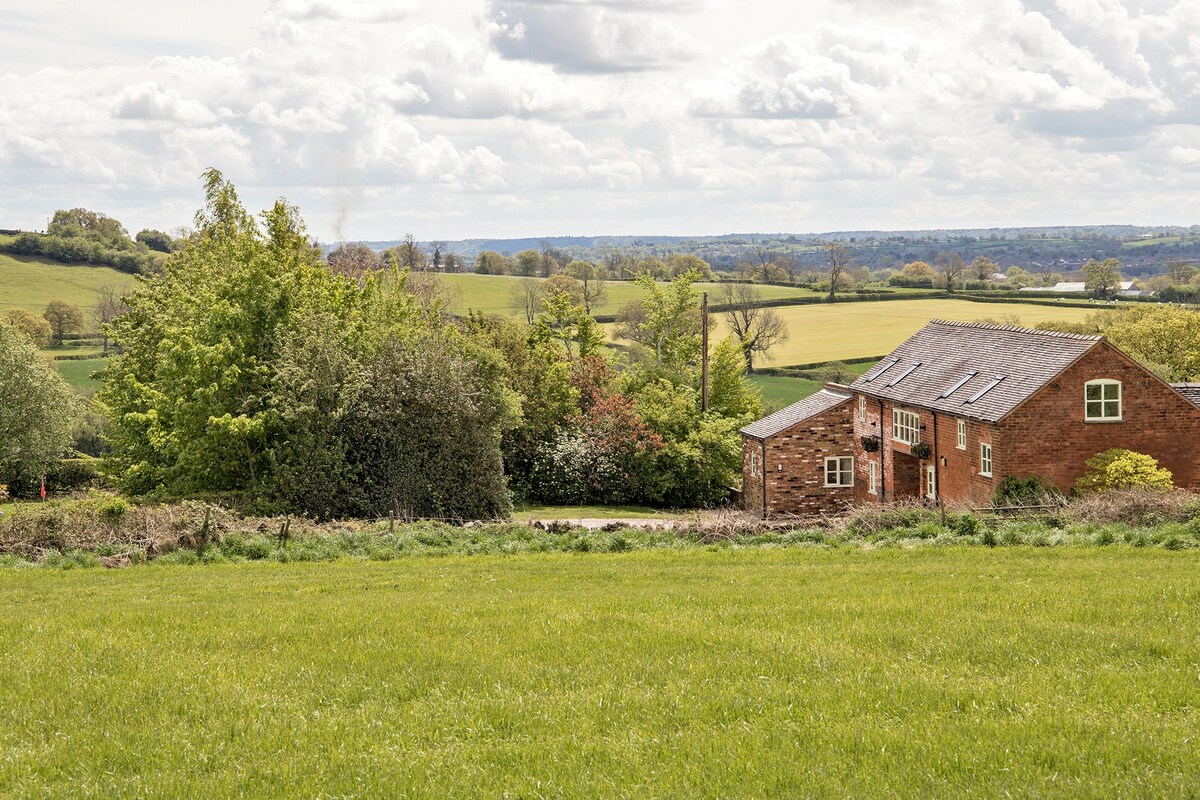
top-left (1075, 449), bottom-right (1173, 493)
top-left (994, 475), bottom-right (1061, 507)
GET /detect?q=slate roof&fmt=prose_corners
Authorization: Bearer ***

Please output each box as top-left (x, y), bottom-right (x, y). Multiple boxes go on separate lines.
top-left (740, 387), bottom-right (852, 439)
top-left (1172, 384), bottom-right (1200, 408)
top-left (848, 320), bottom-right (1103, 423)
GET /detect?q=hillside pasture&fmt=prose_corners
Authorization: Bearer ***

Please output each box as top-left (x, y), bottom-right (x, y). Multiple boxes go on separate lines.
top-left (0, 253), bottom-right (137, 315)
top-left (704, 298), bottom-right (1105, 366)
top-left (54, 357), bottom-right (107, 392)
top-left (437, 273), bottom-right (820, 317)
top-left (2, 548), bottom-right (1199, 797)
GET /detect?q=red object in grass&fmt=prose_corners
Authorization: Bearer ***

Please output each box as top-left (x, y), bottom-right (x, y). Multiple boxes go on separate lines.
top-left (40, 482), bottom-right (46, 501)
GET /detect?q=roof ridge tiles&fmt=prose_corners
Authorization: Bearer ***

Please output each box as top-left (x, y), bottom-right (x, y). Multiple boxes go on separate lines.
top-left (926, 318), bottom-right (1102, 341)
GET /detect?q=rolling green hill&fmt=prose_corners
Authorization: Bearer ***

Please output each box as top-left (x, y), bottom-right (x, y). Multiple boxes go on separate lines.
top-left (0, 253), bottom-right (137, 315)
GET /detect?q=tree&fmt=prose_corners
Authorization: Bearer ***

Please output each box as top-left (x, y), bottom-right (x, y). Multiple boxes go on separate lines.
top-left (0, 319), bottom-right (79, 485)
top-left (936, 252), bottom-right (966, 293)
top-left (429, 240), bottom-right (447, 271)
top-left (1004, 266), bottom-right (1036, 289)
top-left (534, 288), bottom-right (603, 359)
top-left (971, 255), bottom-right (999, 281)
top-left (2, 308), bottom-right (52, 348)
top-left (538, 241), bottom-right (560, 277)
top-left (825, 242), bottom-right (853, 300)
top-left (665, 253), bottom-right (715, 280)
top-left (136, 229), bottom-right (174, 253)
top-left (1083, 258), bottom-right (1123, 299)
top-left (617, 269), bottom-right (703, 372)
top-left (385, 234), bottom-right (428, 271)
top-left (326, 243), bottom-right (382, 279)
top-left (43, 300), bottom-right (84, 346)
top-left (1165, 259), bottom-right (1197, 285)
top-left (93, 285), bottom-right (128, 354)
top-left (514, 249), bottom-right (541, 277)
top-left (1074, 449), bottom-right (1173, 492)
top-left (545, 274), bottom-right (584, 306)
top-left (474, 250), bottom-right (512, 275)
top-left (902, 261), bottom-right (937, 280)
top-left (739, 248), bottom-right (793, 284)
top-left (509, 278), bottom-right (545, 324)
top-left (718, 283), bottom-right (789, 373)
top-left (564, 259), bottom-right (608, 313)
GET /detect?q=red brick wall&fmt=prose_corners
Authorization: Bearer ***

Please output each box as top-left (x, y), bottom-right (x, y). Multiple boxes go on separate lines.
top-left (997, 343), bottom-right (1200, 491)
top-left (741, 400), bottom-right (856, 517)
top-left (853, 395), bottom-right (997, 506)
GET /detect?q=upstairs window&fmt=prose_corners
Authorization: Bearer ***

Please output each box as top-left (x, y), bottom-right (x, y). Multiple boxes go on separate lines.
top-left (858, 395), bottom-right (866, 422)
top-left (825, 456), bottom-right (854, 487)
top-left (893, 409), bottom-right (920, 445)
top-left (750, 452), bottom-right (760, 477)
top-left (1085, 380), bottom-right (1122, 421)
top-left (956, 419), bottom-right (966, 449)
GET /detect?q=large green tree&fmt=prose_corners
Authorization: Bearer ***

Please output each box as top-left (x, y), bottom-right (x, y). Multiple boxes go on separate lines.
top-left (0, 320), bottom-right (79, 484)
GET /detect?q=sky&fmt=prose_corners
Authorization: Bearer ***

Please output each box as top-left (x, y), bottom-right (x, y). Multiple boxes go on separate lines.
top-left (1, 0), bottom-right (1198, 242)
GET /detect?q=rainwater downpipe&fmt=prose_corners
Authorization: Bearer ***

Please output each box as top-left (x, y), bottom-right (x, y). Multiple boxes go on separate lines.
top-left (761, 439), bottom-right (767, 519)
top-left (878, 397), bottom-right (886, 503)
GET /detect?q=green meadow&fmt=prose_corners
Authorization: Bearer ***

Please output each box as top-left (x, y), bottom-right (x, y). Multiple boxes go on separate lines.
top-left (0, 253), bottom-right (137, 315)
top-left (2, 548), bottom-right (1198, 797)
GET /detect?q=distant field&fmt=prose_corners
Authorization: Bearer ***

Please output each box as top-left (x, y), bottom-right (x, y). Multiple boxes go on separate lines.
top-left (3, 549), bottom-right (1200, 796)
top-left (0, 253), bottom-right (138, 315)
top-left (55, 357), bottom-right (107, 392)
top-left (438, 273), bottom-right (819, 317)
top-left (705, 299), bottom-right (1104, 366)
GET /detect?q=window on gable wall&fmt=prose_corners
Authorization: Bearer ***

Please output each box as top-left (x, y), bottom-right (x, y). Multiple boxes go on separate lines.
top-left (1085, 380), bottom-right (1122, 421)
top-left (980, 442), bottom-right (993, 477)
top-left (893, 409), bottom-right (920, 444)
top-left (750, 451), bottom-right (759, 477)
top-left (824, 456), bottom-right (854, 487)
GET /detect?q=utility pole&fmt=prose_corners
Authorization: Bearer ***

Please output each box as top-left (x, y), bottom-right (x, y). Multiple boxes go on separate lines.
top-left (701, 291), bottom-right (709, 412)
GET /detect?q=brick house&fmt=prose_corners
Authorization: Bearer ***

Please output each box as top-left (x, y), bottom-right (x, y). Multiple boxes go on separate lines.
top-left (741, 320), bottom-right (1200, 516)
top-left (740, 386), bottom-right (856, 517)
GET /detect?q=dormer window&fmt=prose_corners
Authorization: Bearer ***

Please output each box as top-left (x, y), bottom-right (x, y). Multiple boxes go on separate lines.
top-left (1085, 380), bottom-right (1122, 421)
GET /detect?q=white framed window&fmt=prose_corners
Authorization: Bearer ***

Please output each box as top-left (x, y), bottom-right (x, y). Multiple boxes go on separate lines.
top-left (1085, 380), bottom-right (1122, 421)
top-left (980, 442), bottom-right (992, 477)
top-left (825, 456), bottom-right (854, 487)
top-left (868, 461), bottom-right (878, 495)
top-left (925, 465), bottom-right (937, 499)
top-left (750, 452), bottom-right (759, 477)
top-left (893, 409), bottom-right (920, 445)
top-left (858, 395), bottom-right (866, 422)
top-left (956, 419), bottom-right (966, 449)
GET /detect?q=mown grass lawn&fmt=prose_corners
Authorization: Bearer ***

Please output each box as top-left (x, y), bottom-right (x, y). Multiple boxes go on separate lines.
top-left (708, 298), bottom-right (1106, 366)
top-left (3, 548), bottom-right (1199, 797)
top-left (53, 357), bottom-right (108, 393)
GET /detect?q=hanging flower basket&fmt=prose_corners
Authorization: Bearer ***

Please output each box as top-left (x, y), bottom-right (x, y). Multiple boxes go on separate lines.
top-left (910, 442), bottom-right (932, 460)
top-left (860, 435), bottom-right (880, 453)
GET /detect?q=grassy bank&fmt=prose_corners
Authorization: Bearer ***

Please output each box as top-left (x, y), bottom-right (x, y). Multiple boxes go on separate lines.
top-left (2, 548), bottom-right (1199, 797)
top-left (0, 252), bottom-right (137, 314)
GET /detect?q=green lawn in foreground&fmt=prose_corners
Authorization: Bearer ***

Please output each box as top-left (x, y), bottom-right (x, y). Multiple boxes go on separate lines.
top-left (0, 253), bottom-right (137, 315)
top-left (2, 548), bottom-right (1199, 797)
top-left (709, 298), bottom-right (1105, 366)
top-left (54, 357), bottom-right (107, 392)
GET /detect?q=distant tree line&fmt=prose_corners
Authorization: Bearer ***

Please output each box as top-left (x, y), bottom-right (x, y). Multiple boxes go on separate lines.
top-left (0, 208), bottom-right (178, 274)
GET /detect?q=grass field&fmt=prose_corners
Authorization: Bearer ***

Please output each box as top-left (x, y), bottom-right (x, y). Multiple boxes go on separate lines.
top-left (2, 548), bottom-right (1199, 797)
top-left (709, 299), bottom-right (1105, 365)
top-left (749, 361), bottom-right (878, 408)
top-left (512, 504), bottom-right (675, 520)
top-left (0, 253), bottom-right (137, 315)
top-left (438, 273), bottom-right (819, 317)
top-left (54, 357), bottom-right (107, 392)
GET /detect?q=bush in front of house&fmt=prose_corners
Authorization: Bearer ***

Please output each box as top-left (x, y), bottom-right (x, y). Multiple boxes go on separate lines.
top-left (1074, 448), bottom-right (1174, 493)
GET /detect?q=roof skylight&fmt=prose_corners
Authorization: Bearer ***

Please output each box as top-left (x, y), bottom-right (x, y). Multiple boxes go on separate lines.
top-left (966, 375), bottom-right (1006, 403)
top-left (887, 362), bottom-right (921, 387)
top-left (939, 371), bottom-right (978, 399)
top-left (863, 359), bottom-right (899, 383)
